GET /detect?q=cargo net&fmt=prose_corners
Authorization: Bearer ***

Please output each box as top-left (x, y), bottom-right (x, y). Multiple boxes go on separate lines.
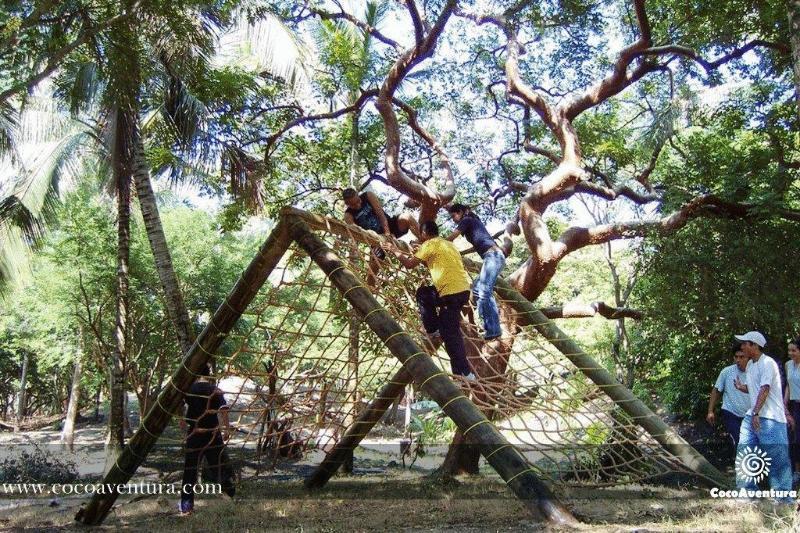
top-left (153, 215), bottom-right (695, 489)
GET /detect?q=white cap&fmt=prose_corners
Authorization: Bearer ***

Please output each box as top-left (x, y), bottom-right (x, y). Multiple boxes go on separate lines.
top-left (734, 331), bottom-right (767, 348)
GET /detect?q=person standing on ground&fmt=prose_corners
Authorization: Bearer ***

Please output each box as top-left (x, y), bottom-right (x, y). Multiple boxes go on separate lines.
top-left (732, 331), bottom-right (794, 500)
top-left (445, 203), bottom-right (505, 345)
top-left (391, 220), bottom-right (474, 379)
top-left (784, 338), bottom-right (800, 484)
top-left (179, 364), bottom-right (236, 515)
top-left (707, 345), bottom-right (750, 446)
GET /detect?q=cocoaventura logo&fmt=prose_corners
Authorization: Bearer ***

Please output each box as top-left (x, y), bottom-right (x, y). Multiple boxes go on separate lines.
top-left (735, 446), bottom-right (771, 484)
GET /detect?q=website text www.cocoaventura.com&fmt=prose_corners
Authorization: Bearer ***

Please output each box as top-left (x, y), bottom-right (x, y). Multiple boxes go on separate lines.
top-left (0, 482), bottom-right (221, 496)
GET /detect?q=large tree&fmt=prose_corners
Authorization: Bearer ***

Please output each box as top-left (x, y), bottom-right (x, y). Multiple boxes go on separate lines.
top-left (255, 0), bottom-right (797, 474)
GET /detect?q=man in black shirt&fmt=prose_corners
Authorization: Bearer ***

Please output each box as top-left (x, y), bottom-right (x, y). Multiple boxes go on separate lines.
top-left (446, 204), bottom-right (506, 342)
top-left (178, 364), bottom-right (235, 515)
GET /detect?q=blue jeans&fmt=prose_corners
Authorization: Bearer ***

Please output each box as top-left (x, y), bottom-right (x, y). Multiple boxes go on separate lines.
top-left (472, 250), bottom-right (505, 340)
top-left (737, 415), bottom-right (792, 498)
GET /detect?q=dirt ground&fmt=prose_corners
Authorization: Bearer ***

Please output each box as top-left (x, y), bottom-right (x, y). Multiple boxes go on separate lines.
top-left (1, 419), bottom-right (798, 531)
top-left (1, 460), bottom-right (798, 531)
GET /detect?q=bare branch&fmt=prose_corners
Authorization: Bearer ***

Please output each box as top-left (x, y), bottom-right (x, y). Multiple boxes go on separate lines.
top-left (405, 0), bottom-right (425, 43)
top-left (636, 39), bottom-right (790, 73)
top-left (263, 89), bottom-right (379, 157)
top-left (374, 0), bottom-right (458, 220)
top-left (554, 195), bottom-right (800, 259)
top-left (563, 0), bottom-right (654, 121)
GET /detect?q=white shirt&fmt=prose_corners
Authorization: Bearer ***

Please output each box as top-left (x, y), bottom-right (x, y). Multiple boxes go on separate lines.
top-left (714, 364), bottom-right (750, 417)
top-left (745, 354), bottom-right (786, 423)
top-left (786, 360), bottom-right (800, 401)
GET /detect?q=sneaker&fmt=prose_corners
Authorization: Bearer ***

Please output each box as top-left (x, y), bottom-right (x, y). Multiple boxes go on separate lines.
top-left (178, 500), bottom-right (193, 515)
top-left (464, 373), bottom-right (476, 381)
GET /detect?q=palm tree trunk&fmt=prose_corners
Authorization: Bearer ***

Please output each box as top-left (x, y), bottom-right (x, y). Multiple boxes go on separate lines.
top-left (132, 133), bottom-right (195, 355)
top-left (106, 105), bottom-right (134, 472)
top-left (15, 352), bottom-right (29, 431)
top-left (61, 326), bottom-right (84, 451)
top-left (349, 111), bottom-right (360, 187)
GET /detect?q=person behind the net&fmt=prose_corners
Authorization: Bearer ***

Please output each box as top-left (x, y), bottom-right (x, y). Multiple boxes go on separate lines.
top-left (445, 203), bottom-right (505, 346)
top-left (706, 344), bottom-right (750, 447)
top-left (390, 220), bottom-right (474, 380)
top-left (732, 331), bottom-right (794, 501)
top-left (784, 337), bottom-right (800, 485)
top-left (178, 363), bottom-right (236, 515)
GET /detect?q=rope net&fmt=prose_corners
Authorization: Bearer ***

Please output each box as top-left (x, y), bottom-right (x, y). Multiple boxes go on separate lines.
top-left (144, 213), bottom-right (694, 490)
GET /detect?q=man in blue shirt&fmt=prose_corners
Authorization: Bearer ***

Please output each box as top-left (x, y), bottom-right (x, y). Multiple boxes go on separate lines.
top-left (707, 346), bottom-right (750, 445)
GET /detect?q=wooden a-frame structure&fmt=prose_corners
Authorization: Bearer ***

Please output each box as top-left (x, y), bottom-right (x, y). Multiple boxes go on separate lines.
top-left (75, 208), bottom-right (727, 526)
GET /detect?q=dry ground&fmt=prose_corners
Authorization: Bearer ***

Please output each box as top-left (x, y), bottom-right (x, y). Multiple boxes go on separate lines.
top-left (1, 469), bottom-right (798, 532)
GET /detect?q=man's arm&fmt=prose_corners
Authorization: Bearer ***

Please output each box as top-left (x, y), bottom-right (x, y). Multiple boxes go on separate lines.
top-left (751, 384), bottom-right (770, 430)
top-left (392, 248), bottom-right (423, 269)
top-left (444, 229), bottom-right (461, 241)
top-left (734, 377), bottom-right (749, 393)
top-left (706, 387), bottom-right (721, 424)
top-left (179, 404), bottom-right (188, 431)
top-left (344, 212), bottom-right (355, 225)
top-left (365, 191), bottom-right (391, 235)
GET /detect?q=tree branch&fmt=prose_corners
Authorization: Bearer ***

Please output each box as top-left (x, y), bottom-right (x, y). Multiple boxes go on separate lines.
top-left (262, 89), bottom-right (379, 157)
top-left (540, 302), bottom-right (643, 320)
top-left (310, 7), bottom-right (401, 50)
top-left (554, 195), bottom-right (800, 259)
top-left (636, 39), bottom-right (790, 73)
top-left (563, 0), bottom-right (654, 121)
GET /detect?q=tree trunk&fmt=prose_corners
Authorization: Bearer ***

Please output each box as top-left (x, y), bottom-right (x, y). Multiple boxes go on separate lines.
top-left (61, 328), bottom-right (84, 451)
top-left (790, 0), bottom-right (800, 122)
top-left (349, 111), bottom-right (360, 187)
top-left (15, 352), bottom-right (29, 431)
top-left (341, 312), bottom-right (360, 474)
top-left (132, 134), bottom-right (195, 356)
top-left (107, 104), bottom-right (135, 472)
top-left (436, 315), bottom-right (514, 477)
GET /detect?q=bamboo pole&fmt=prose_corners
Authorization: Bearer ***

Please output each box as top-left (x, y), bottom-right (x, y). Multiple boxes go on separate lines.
top-left (493, 277), bottom-right (730, 488)
top-left (306, 366), bottom-right (412, 488)
top-left (288, 217), bottom-right (577, 525)
top-left (75, 219), bottom-right (292, 525)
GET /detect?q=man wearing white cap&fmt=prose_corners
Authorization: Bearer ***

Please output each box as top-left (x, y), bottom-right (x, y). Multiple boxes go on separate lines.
top-left (732, 331), bottom-right (793, 498)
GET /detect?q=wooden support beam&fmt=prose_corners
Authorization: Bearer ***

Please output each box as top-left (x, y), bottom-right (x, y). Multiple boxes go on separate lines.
top-left (493, 277), bottom-right (730, 488)
top-left (288, 216), bottom-right (577, 526)
top-left (75, 219), bottom-right (292, 525)
top-left (306, 366), bottom-right (413, 488)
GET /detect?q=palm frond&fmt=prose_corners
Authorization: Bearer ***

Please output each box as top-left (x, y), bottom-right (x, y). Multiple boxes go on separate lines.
top-left (215, 12), bottom-right (309, 89)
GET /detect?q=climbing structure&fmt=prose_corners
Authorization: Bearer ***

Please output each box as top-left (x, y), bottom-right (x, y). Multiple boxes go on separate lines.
top-left (76, 208), bottom-right (727, 526)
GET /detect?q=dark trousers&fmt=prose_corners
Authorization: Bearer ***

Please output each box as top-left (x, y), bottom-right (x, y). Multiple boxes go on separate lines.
top-left (721, 409), bottom-right (744, 447)
top-left (790, 401), bottom-right (800, 467)
top-left (181, 429), bottom-right (234, 510)
top-left (415, 286), bottom-right (471, 376)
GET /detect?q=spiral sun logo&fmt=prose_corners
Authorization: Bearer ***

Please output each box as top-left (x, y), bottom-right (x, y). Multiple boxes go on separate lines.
top-left (735, 446), bottom-right (771, 484)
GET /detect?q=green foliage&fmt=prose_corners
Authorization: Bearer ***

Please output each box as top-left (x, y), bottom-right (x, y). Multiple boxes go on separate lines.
top-left (633, 217), bottom-right (800, 417)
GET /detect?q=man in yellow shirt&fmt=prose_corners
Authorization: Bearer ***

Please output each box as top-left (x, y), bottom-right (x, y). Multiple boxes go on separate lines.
top-left (392, 221), bottom-right (473, 377)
